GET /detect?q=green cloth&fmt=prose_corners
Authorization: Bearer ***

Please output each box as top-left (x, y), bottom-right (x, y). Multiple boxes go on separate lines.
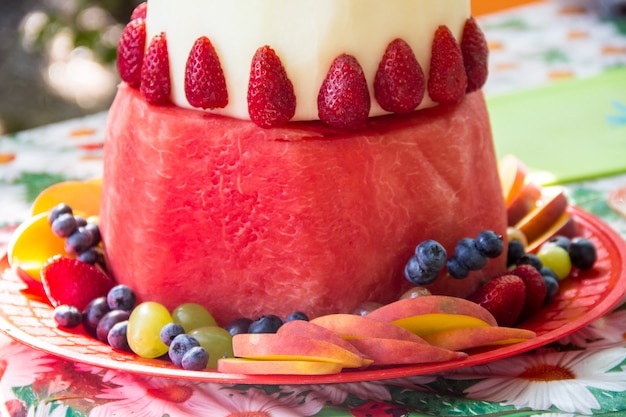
top-left (488, 68), bottom-right (626, 185)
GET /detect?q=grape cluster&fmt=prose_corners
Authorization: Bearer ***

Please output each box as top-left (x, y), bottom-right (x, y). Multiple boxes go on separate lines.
top-left (48, 203), bottom-right (103, 265)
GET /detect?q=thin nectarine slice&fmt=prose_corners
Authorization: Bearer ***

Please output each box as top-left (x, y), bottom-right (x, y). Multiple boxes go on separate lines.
top-left (515, 188), bottom-right (569, 244)
top-left (421, 326), bottom-right (536, 351)
top-left (526, 212), bottom-right (578, 253)
top-left (347, 337), bottom-right (467, 366)
top-left (499, 154), bottom-right (528, 205)
top-left (507, 181), bottom-right (542, 225)
top-left (31, 180), bottom-right (102, 217)
top-left (391, 313), bottom-right (492, 337)
top-left (276, 320), bottom-right (365, 356)
top-left (310, 313), bottom-right (426, 343)
top-left (217, 358), bottom-right (343, 375)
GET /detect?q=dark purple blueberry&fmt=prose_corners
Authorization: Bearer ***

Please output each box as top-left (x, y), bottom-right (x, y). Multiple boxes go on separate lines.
top-left (286, 311), bottom-right (309, 322)
top-left (74, 215), bottom-right (88, 227)
top-left (107, 321), bottom-right (131, 352)
top-left (446, 256), bottom-right (469, 279)
top-left (65, 227), bottom-right (95, 255)
top-left (97, 310), bottom-right (131, 343)
top-left (181, 346), bottom-right (209, 371)
top-left (415, 240), bottom-right (447, 273)
top-left (82, 297), bottom-right (111, 337)
top-left (568, 237), bottom-right (597, 270)
top-left (77, 247), bottom-right (101, 265)
top-left (507, 239), bottom-right (526, 266)
top-left (51, 213), bottom-right (78, 238)
top-left (404, 255), bottom-right (438, 285)
top-left (542, 275), bottom-right (560, 303)
top-left (517, 253), bottom-right (543, 271)
top-left (475, 230), bottom-right (504, 258)
top-left (224, 317), bottom-right (253, 336)
top-left (48, 203), bottom-right (73, 225)
top-left (53, 305), bottom-right (82, 328)
top-left (84, 223), bottom-right (102, 245)
top-left (454, 238), bottom-right (487, 270)
top-left (248, 315), bottom-right (283, 334)
top-left (547, 235), bottom-right (571, 252)
top-left (107, 284), bottom-right (137, 311)
top-left (168, 334), bottom-right (200, 367)
top-left (540, 266), bottom-right (558, 280)
top-left (160, 322), bottom-right (186, 346)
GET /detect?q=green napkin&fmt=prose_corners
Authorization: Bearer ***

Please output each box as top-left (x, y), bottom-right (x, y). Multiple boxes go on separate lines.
top-left (487, 68), bottom-right (626, 185)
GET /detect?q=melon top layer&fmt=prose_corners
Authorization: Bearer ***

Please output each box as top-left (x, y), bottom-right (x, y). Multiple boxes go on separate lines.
top-left (142, 0), bottom-right (471, 122)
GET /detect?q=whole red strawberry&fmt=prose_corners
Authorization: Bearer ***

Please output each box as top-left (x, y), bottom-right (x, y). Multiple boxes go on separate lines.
top-left (461, 17), bottom-right (489, 93)
top-left (141, 32), bottom-right (171, 106)
top-left (509, 264), bottom-right (547, 322)
top-left (247, 45), bottom-right (296, 128)
top-left (41, 255), bottom-right (115, 311)
top-left (469, 274), bottom-right (526, 327)
top-left (185, 36), bottom-right (228, 109)
top-left (374, 38), bottom-right (425, 114)
top-left (130, 2), bottom-right (147, 21)
top-left (427, 25), bottom-right (467, 104)
top-left (318, 54), bottom-right (370, 129)
top-left (117, 18), bottom-right (146, 88)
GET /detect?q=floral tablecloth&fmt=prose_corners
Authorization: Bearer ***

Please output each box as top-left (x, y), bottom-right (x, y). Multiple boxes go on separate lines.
top-left (1, 1), bottom-right (626, 416)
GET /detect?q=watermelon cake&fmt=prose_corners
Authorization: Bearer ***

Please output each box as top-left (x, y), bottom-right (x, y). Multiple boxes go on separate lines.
top-left (100, 0), bottom-right (507, 325)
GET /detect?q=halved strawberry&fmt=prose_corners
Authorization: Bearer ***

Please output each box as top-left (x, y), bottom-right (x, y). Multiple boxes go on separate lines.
top-left (41, 255), bottom-right (115, 311)
top-left (247, 45), bottom-right (296, 128)
top-left (509, 264), bottom-right (547, 322)
top-left (130, 2), bottom-right (147, 21)
top-left (468, 274), bottom-right (526, 327)
top-left (185, 36), bottom-right (228, 110)
top-left (427, 25), bottom-right (467, 104)
top-left (318, 54), bottom-right (370, 129)
top-left (374, 38), bottom-right (425, 114)
top-left (141, 32), bottom-right (171, 106)
top-left (461, 17), bottom-right (489, 93)
top-left (117, 18), bottom-right (146, 88)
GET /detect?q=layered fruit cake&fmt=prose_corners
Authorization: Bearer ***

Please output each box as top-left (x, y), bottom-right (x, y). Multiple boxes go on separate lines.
top-left (101, 0), bottom-right (507, 325)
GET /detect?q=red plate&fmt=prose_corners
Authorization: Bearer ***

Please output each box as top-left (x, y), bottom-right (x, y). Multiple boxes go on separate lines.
top-left (0, 207), bottom-right (625, 384)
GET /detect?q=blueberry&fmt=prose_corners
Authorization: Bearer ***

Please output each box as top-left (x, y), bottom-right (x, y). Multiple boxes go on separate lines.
top-left (51, 213), bottom-right (78, 238)
top-left (169, 334), bottom-right (200, 367)
top-left (540, 266), bottom-right (559, 281)
top-left (285, 311), bottom-right (309, 322)
top-left (77, 247), bottom-right (102, 265)
top-left (404, 255), bottom-right (438, 285)
top-left (107, 284), bottom-right (137, 311)
top-left (82, 297), bottom-right (111, 337)
top-left (475, 231), bottom-right (504, 258)
top-left (160, 322), bottom-right (186, 346)
top-left (454, 238), bottom-right (487, 270)
top-left (181, 346), bottom-right (209, 371)
top-left (107, 321), bottom-right (131, 352)
top-left (96, 310), bottom-right (131, 343)
top-left (65, 227), bottom-right (95, 255)
top-left (568, 237), bottom-right (597, 270)
top-left (53, 305), bottom-right (82, 328)
top-left (542, 275), bottom-right (560, 303)
top-left (447, 256), bottom-right (469, 279)
top-left (507, 239), bottom-right (526, 266)
top-left (517, 253), bottom-right (543, 271)
top-left (84, 223), bottom-right (102, 245)
top-left (225, 317), bottom-right (253, 337)
top-left (547, 235), bottom-right (571, 252)
top-left (74, 215), bottom-right (88, 227)
top-left (415, 240), bottom-right (447, 273)
top-left (48, 203), bottom-right (73, 225)
top-left (248, 315), bottom-right (283, 334)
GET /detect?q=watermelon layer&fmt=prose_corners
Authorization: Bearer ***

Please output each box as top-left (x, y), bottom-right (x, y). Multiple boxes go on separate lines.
top-left (101, 84), bottom-right (507, 325)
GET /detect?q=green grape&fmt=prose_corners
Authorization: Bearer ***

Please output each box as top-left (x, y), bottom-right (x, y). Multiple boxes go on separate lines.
top-left (537, 243), bottom-right (572, 280)
top-left (172, 303), bottom-right (217, 332)
top-left (127, 301), bottom-right (172, 358)
top-left (189, 326), bottom-right (234, 368)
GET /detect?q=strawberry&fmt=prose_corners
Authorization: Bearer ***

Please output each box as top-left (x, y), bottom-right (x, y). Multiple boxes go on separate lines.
top-left (468, 274), bottom-right (526, 327)
top-left (318, 54), bottom-right (370, 129)
top-left (374, 38), bottom-right (425, 114)
top-left (141, 32), bottom-right (171, 106)
top-left (461, 17), bottom-right (489, 93)
top-left (117, 18), bottom-right (146, 88)
top-left (40, 255), bottom-right (115, 311)
top-left (427, 25), bottom-right (467, 105)
top-left (247, 45), bottom-right (296, 128)
top-left (185, 36), bottom-right (228, 110)
top-left (130, 2), bottom-right (147, 21)
top-left (509, 264), bottom-right (548, 322)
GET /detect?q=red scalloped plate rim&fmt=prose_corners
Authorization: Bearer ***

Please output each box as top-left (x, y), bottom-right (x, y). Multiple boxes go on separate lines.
top-left (0, 206), bottom-right (625, 385)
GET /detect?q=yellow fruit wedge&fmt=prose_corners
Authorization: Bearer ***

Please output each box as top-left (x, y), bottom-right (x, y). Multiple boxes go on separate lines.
top-left (421, 326), bottom-right (536, 351)
top-left (31, 179), bottom-right (102, 217)
top-left (217, 358), bottom-right (344, 375)
top-left (391, 313), bottom-right (492, 337)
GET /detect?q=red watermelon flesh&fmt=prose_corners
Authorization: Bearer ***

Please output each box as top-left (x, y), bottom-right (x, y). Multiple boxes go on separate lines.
top-left (101, 83), bottom-right (506, 325)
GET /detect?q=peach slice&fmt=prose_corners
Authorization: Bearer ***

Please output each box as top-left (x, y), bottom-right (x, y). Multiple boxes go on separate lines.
top-left (421, 326), bottom-right (536, 351)
top-left (526, 212), bottom-right (578, 253)
top-left (507, 181), bottom-right (542, 225)
top-left (7, 212), bottom-right (66, 283)
top-left (232, 333), bottom-right (366, 368)
top-left (499, 154), bottom-right (528, 206)
top-left (390, 313), bottom-right (493, 337)
top-left (217, 358), bottom-right (343, 375)
top-left (310, 313), bottom-right (426, 343)
top-left (276, 319), bottom-right (366, 356)
top-left (515, 188), bottom-right (569, 244)
top-left (366, 296), bottom-right (498, 327)
top-left (347, 337), bottom-right (467, 366)
top-left (30, 179), bottom-right (102, 217)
